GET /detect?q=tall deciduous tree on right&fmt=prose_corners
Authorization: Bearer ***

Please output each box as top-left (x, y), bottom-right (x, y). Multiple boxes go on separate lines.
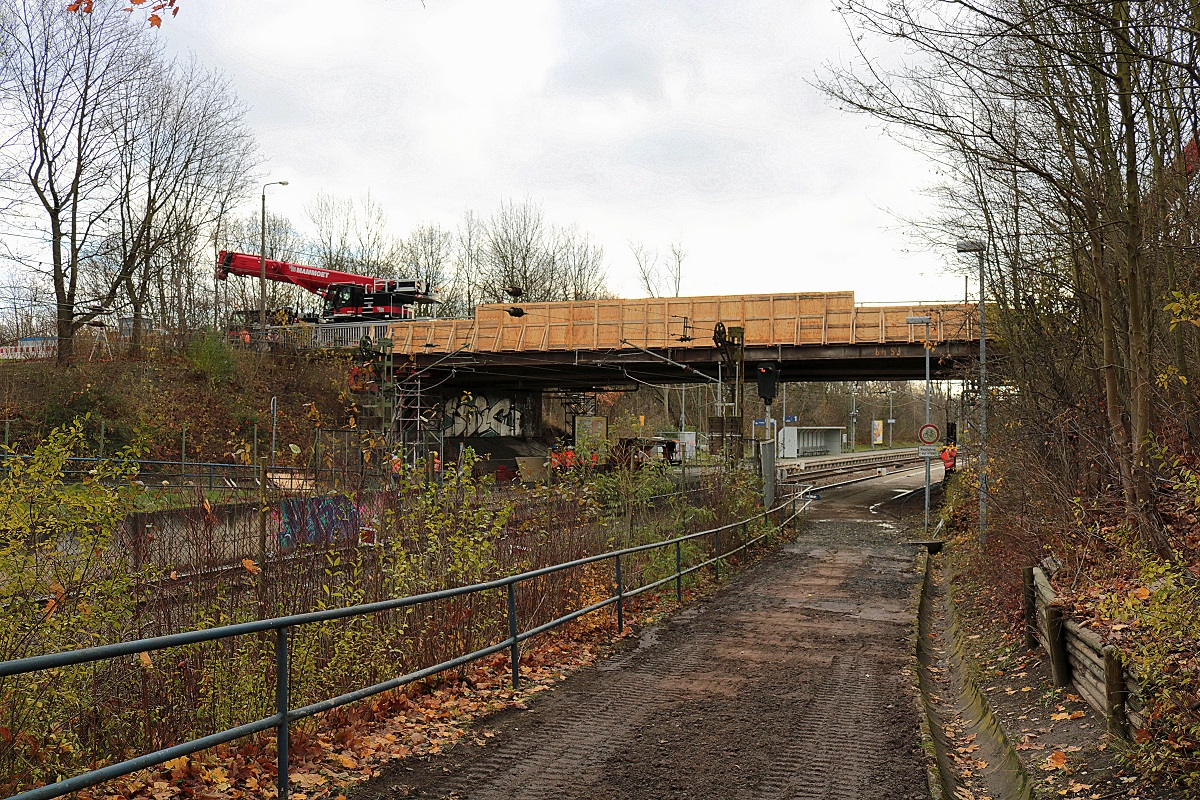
top-left (821, 0), bottom-right (1200, 555)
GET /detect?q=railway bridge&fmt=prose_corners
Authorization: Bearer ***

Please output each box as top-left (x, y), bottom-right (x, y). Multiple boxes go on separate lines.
top-left (279, 291), bottom-right (984, 463)
top-left (384, 290), bottom-right (981, 389)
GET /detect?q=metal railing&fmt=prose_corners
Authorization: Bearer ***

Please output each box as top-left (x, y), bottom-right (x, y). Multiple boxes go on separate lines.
top-left (1, 493), bottom-right (809, 800)
top-left (0, 455), bottom-right (395, 492)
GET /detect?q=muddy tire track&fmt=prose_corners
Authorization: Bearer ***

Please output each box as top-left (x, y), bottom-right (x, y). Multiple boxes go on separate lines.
top-left (350, 474), bottom-right (932, 800)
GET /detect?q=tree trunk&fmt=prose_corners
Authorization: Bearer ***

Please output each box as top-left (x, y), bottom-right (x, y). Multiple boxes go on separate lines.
top-left (1115, 2), bottom-right (1172, 558)
top-left (130, 301), bottom-right (145, 358)
top-left (55, 312), bottom-right (75, 366)
top-left (1091, 217), bottom-right (1136, 513)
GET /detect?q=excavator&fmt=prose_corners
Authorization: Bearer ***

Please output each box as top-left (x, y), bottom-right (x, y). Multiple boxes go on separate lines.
top-left (216, 251), bottom-right (437, 324)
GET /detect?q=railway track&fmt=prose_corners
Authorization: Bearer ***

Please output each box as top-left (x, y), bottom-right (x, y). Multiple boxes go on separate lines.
top-left (782, 449), bottom-right (926, 488)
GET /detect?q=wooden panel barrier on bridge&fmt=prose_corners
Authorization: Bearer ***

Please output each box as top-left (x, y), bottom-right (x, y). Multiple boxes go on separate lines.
top-left (387, 292), bottom-right (979, 355)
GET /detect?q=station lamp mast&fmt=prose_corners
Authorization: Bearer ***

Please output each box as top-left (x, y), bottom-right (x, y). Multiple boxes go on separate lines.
top-left (260, 180), bottom-right (289, 332)
top-left (907, 315), bottom-right (932, 532)
top-left (956, 239), bottom-right (988, 544)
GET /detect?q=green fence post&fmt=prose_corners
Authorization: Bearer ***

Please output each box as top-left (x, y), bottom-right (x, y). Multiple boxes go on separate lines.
top-left (507, 583), bottom-right (520, 689)
top-left (714, 530), bottom-right (720, 581)
top-left (276, 627), bottom-right (290, 800)
top-left (615, 554), bottom-right (624, 633)
top-left (675, 540), bottom-right (683, 602)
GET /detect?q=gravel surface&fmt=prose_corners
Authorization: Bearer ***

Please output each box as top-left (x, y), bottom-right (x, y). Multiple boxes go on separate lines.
top-left (349, 472), bottom-right (933, 800)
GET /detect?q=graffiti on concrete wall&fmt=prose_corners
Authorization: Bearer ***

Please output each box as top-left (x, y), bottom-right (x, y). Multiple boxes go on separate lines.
top-left (443, 393), bottom-right (527, 438)
top-left (278, 495), bottom-right (361, 549)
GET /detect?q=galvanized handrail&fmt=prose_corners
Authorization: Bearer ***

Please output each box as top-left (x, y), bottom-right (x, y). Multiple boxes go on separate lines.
top-left (2, 492), bottom-right (809, 800)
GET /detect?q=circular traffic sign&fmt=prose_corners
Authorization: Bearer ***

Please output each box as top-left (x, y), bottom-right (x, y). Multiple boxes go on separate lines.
top-left (918, 424), bottom-right (941, 445)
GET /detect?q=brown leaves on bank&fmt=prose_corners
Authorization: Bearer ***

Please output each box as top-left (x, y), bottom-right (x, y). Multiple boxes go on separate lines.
top-left (74, 602), bottom-right (642, 800)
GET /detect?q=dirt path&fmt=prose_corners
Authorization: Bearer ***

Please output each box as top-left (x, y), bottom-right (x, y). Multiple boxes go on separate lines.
top-left (351, 472), bottom-right (933, 800)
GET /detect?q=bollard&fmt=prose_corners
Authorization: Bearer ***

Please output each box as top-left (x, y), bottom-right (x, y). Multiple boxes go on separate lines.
top-left (1046, 605), bottom-right (1071, 688)
top-left (276, 627), bottom-right (290, 800)
top-left (1022, 567), bottom-right (1037, 650)
top-left (1104, 646), bottom-right (1128, 738)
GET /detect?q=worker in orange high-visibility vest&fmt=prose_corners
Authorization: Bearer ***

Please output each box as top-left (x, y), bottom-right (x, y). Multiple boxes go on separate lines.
top-left (940, 444), bottom-right (958, 474)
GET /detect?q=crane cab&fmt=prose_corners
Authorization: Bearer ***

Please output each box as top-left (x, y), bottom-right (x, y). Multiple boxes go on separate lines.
top-left (321, 283), bottom-right (430, 322)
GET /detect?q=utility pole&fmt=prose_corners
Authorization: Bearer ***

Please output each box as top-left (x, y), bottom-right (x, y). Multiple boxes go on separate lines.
top-left (849, 384), bottom-right (858, 453)
top-left (888, 389), bottom-right (895, 449)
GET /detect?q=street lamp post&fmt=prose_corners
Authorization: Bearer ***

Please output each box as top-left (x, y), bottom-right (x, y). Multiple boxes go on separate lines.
top-left (957, 240), bottom-right (988, 545)
top-left (260, 180), bottom-right (289, 332)
top-left (908, 315), bottom-right (932, 532)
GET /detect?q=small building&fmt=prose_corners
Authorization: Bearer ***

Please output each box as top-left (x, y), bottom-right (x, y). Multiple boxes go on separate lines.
top-left (779, 426), bottom-right (846, 459)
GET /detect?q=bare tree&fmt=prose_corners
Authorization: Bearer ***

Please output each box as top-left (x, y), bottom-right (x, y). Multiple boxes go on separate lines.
top-left (667, 240), bottom-right (686, 298)
top-left (0, 271), bottom-right (48, 343)
top-left (106, 54), bottom-right (256, 351)
top-left (0, 0), bottom-right (147, 364)
top-left (630, 240), bottom-right (682, 298)
top-left (402, 223), bottom-right (455, 315)
top-left (452, 209), bottom-right (486, 315)
top-left (820, 0), bottom-right (1200, 555)
top-left (554, 225), bottom-right (608, 301)
top-left (306, 191), bottom-right (355, 272)
top-left (476, 198), bottom-right (556, 302)
top-left (630, 241), bottom-right (662, 297)
top-left (353, 192), bottom-right (403, 279)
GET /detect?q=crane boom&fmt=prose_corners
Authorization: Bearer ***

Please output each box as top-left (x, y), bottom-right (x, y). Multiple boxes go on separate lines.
top-left (216, 251), bottom-right (436, 323)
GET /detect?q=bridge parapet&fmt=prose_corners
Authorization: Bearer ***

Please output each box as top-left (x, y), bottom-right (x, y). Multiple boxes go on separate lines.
top-left (387, 292), bottom-right (979, 355)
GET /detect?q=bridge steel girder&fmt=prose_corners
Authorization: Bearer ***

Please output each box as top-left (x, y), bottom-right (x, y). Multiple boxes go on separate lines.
top-left (402, 341), bottom-right (979, 392)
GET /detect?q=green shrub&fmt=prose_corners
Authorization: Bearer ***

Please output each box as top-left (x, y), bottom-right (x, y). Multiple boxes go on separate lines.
top-left (0, 421), bottom-right (146, 790)
top-left (1097, 551), bottom-right (1200, 789)
top-left (185, 333), bottom-right (235, 385)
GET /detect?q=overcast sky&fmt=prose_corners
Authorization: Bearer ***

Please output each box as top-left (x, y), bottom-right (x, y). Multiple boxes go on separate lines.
top-left (159, 0), bottom-right (970, 303)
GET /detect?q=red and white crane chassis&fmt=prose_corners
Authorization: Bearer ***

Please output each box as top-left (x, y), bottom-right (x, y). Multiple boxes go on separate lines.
top-left (216, 251), bottom-right (435, 323)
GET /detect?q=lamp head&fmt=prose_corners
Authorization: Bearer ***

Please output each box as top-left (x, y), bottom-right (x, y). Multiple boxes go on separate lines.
top-left (956, 239), bottom-right (985, 253)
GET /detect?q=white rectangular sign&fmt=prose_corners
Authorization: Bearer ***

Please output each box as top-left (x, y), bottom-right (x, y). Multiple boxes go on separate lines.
top-left (918, 445), bottom-right (940, 459)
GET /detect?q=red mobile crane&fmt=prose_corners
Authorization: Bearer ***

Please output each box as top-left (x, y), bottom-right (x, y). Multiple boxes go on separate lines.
top-left (216, 251), bottom-right (436, 323)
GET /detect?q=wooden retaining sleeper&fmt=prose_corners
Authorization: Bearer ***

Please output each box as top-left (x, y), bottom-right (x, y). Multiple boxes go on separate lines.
top-left (1022, 567), bottom-right (1143, 736)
